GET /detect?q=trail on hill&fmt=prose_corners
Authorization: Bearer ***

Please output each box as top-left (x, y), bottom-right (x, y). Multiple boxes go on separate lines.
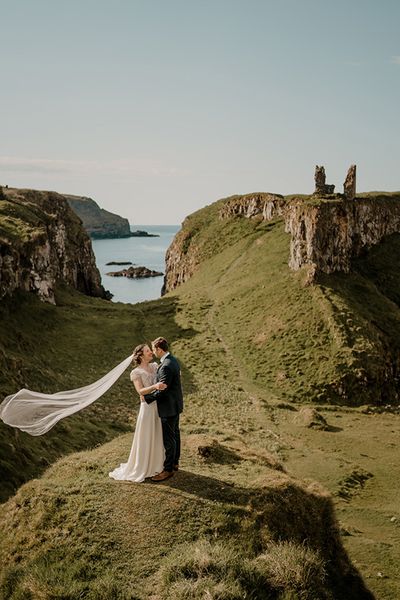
top-left (202, 231), bottom-right (288, 457)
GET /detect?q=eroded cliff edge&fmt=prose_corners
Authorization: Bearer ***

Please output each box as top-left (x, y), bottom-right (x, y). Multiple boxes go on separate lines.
top-left (163, 191), bottom-right (400, 293)
top-left (286, 192), bottom-right (400, 275)
top-left (0, 187), bottom-right (108, 304)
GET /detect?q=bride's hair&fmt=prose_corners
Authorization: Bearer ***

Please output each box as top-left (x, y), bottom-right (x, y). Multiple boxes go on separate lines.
top-left (132, 343), bottom-right (148, 366)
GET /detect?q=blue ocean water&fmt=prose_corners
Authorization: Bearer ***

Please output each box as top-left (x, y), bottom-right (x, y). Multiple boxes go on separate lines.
top-left (92, 225), bottom-right (180, 304)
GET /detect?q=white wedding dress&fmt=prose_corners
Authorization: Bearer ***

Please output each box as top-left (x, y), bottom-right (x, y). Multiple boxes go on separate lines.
top-left (109, 363), bottom-right (165, 483)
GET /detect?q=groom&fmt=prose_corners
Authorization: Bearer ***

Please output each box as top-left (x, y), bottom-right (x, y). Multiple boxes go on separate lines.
top-left (144, 337), bottom-right (183, 482)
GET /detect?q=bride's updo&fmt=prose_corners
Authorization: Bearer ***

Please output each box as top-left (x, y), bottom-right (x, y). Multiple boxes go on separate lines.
top-left (132, 344), bottom-right (147, 367)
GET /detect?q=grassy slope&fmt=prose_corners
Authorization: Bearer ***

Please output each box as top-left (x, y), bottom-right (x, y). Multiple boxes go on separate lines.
top-left (1, 196), bottom-right (400, 597)
top-left (0, 190), bottom-right (84, 245)
top-left (0, 294), bottom-right (372, 599)
top-left (0, 195), bottom-right (49, 242)
top-left (165, 207), bottom-right (400, 599)
top-left (1, 433), bottom-right (364, 600)
top-left (173, 200), bottom-right (400, 406)
top-left (0, 287), bottom-right (189, 501)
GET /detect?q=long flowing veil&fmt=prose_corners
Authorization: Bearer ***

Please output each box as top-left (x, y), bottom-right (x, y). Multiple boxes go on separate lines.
top-left (0, 354), bottom-right (133, 436)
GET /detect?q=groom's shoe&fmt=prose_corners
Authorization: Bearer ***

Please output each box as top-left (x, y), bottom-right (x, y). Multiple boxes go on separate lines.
top-left (173, 464), bottom-right (179, 471)
top-left (151, 470), bottom-right (174, 482)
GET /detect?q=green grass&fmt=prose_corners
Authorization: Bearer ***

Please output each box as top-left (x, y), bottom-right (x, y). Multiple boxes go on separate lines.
top-left (168, 199), bottom-right (400, 407)
top-left (3, 190), bottom-right (400, 598)
top-left (0, 283), bottom-right (373, 598)
top-left (0, 287), bottom-right (194, 502)
top-left (158, 539), bottom-right (329, 599)
top-left (0, 197), bottom-right (48, 242)
top-left (0, 429), bottom-right (371, 599)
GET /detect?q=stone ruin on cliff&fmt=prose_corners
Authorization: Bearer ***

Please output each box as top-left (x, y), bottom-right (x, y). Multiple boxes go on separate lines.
top-left (343, 165), bottom-right (356, 200)
top-left (314, 166), bottom-right (335, 195)
top-left (313, 165), bottom-right (356, 200)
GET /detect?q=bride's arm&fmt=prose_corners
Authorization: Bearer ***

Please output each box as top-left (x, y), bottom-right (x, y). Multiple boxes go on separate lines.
top-left (132, 377), bottom-right (166, 396)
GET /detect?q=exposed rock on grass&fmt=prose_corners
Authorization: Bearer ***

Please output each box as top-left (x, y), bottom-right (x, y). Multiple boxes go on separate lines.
top-left (336, 468), bottom-right (373, 501)
top-left (294, 407), bottom-right (331, 431)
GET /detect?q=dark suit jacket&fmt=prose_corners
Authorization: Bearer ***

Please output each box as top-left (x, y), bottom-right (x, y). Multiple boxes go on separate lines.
top-left (144, 353), bottom-right (183, 418)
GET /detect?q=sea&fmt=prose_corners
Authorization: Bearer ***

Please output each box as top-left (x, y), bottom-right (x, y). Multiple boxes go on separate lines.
top-left (91, 225), bottom-right (180, 304)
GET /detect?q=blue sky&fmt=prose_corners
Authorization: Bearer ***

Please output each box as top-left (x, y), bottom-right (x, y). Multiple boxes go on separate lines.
top-left (1, 0), bottom-right (399, 224)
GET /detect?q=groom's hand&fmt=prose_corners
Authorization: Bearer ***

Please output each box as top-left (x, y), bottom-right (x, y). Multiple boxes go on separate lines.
top-left (143, 392), bottom-right (156, 404)
top-left (155, 382), bottom-right (167, 391)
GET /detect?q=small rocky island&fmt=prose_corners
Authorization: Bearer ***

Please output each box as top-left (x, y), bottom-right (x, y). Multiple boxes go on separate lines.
top-left (130, 230), bottom-right (159, 238)
top-left (106, 266), bottom-right (163, 278)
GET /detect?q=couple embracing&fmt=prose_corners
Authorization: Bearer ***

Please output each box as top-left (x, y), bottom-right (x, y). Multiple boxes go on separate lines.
top-left (109, 337), bottom-right (183, 483)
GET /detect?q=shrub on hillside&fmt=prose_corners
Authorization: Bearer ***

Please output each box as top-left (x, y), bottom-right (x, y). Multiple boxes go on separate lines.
top-left (158, 539), bottom-right (270, 599)
top-left (255, 541), bottom-right (331, 600)
top-left (157, 538), bottom-right (331, 600)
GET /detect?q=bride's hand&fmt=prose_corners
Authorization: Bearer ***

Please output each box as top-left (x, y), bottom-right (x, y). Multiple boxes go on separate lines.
top-left (140, 395), bottom-right (145, 403)
top-left (155, 382), bottom-right (167, 391)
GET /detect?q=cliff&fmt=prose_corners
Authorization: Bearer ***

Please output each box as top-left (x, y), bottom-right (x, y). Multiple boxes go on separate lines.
top-left (285, 192), bottom-right (400, 275)
top-left (0, 187), bottom-right (108, 303)
top-left (163, 191), bottom-right (400, 293)
top-left (219, 191), bottom-right (285, 220)
top-left (163, 192), bottom-right (285, 294)
top-left (161, 190), bottom-right (400, 406)
top-left (65, 194), bottom-right (132, 238)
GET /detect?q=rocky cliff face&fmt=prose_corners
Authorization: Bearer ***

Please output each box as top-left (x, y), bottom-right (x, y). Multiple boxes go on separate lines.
top-left (285, 193), bottom-right (400, 275)
top-left (219, 192), bottom-right (285, 220)
top-left (162, 193), bottom-right (285, 294)
top-left (161, 224), bottom-right (200, 294)
top-left (163, 191), bottom-right (400, 293)
top-left (0, 187), bottom-right (108, 304)
top-left (65, 195), bottom-right (131, 238)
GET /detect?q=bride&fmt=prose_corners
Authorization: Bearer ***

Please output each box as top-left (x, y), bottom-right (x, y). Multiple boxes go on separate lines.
top-left (109, 343), bottom-right (166, 483)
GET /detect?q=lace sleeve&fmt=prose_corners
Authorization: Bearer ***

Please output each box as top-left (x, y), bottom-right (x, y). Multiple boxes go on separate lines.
top-left (130, 369), bottom-right (141, 383)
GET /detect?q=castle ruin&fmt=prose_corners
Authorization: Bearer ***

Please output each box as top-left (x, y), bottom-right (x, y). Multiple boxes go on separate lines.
top-left (313, 164), bottom-right (356, 200)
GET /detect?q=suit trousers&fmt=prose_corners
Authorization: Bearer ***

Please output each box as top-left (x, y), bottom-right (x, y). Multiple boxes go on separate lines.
top-left (161, 415), bottom-right (180, 472)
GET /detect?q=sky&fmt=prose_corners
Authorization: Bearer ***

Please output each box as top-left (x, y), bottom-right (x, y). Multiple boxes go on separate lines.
top-left (0, 0), bottom-right (399, 225)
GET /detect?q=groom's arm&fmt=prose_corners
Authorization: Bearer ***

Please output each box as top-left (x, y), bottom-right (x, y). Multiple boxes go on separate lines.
top-left (143, 363), bottom-right (173, 404)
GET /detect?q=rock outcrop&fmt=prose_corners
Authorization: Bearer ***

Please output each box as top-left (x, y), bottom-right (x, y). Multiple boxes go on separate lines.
top-left (343, 165), bottom-right (357, 200)
top-left (163, 190), bottom-right (400, 294)
top-left (219, 192), bottom-right (285, 220)
top-left (162, 193), bottom-right (285, 294)
top-left (313, 166), bottom-right (335, 195)
top-left (0, 187), bottom-right (109, 304)
top-left (286, 194), bottom-right (400, 274)
top-left (161, 226), bottom-right (199, 294)
top-left (65, 195), bottom-right (132, 238)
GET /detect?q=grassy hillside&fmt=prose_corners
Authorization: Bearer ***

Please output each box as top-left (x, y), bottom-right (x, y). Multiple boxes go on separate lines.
top-left (2, 194), bottom-right (400, 597)
top-left (0, 394), bottom-right (372, 599)
top-left (0, 287), bottom-right (190, 502)
top-left (170, 201), bottom-right (400, 406)
top-left (0, 189), bottom-right (82, 246)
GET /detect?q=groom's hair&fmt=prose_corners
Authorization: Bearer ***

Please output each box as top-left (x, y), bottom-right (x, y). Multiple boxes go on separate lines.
top-left (152, 337), bottom-right (169, 352)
